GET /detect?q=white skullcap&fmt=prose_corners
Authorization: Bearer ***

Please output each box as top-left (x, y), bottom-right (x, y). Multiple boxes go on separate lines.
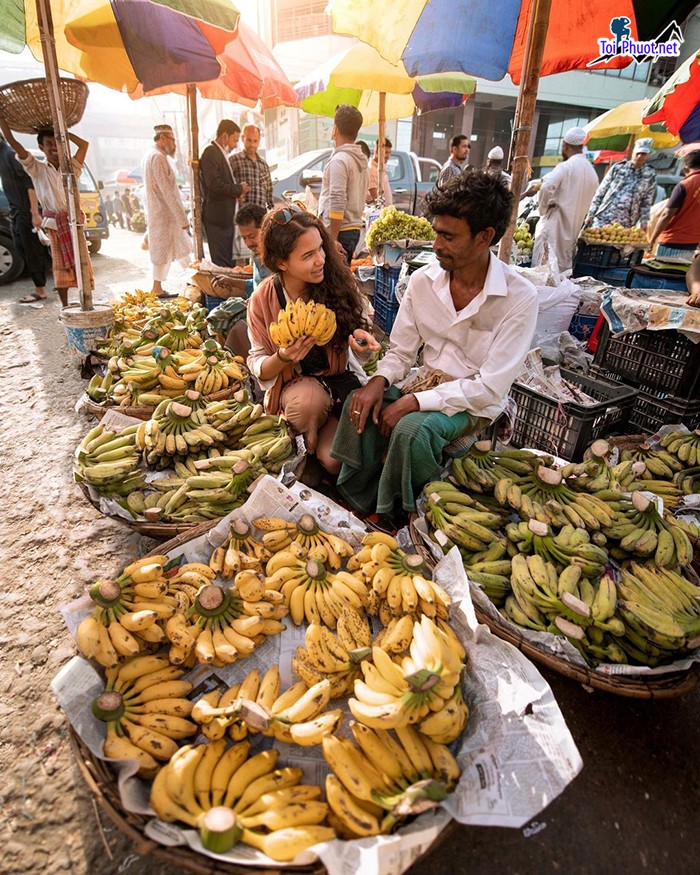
top-left (563, 126), bottom-right (587, 146)
top-left (633, 137), bottom-right (653, 154)
top-left (487, 146), bottom-right (504, 160)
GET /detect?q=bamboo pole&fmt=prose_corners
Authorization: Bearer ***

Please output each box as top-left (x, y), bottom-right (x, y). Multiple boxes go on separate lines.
top-left (186, 85), bottom-right (204, 261)
top-left (35, 0), bottom-right (93, 309)
top-left (377, 92), bottom-right (386, 193)
top-left (498, 0), bottom-right (553, 264)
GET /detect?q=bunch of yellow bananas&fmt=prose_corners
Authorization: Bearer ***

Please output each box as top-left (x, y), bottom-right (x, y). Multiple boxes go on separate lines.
top-left (163, 574), bottom-right (287, 667)
top-left (268, 298), bottom-right (336, 348)
top-left (265, 545), bottom-right (369, 626)
top-left (323, 724), bottom-right (459, 838)
top-left (210, 519), bottom-right (272, 578)
top-left (150, 740), bottom-right (335, 859)
top-left (94, 654), bottom-right (196, 778)
top-left (348, 616), bottom-right (465, 729)
top-left (253, 514), bottom-right (355, 570)
top-left (347, 531), bottom-right (451, 625)
top-left (603, 491), bottom-right (693, 569)
top-left (137, 394), bottom-right (227, 462)
top-left (292, 618), bottom-right (371, 698)
top-left (75, 554), bottom-right (187, 666)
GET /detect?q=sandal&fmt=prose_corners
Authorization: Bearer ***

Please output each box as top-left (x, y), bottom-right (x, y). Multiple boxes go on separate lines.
top-left (18, 293), bottom-right (48, 304)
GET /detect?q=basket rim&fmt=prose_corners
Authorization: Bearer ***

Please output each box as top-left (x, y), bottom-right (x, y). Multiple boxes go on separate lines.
top-left (407, 515), bottom-right (699, 700)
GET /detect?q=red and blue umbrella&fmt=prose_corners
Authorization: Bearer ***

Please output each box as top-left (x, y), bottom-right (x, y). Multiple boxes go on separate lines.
top-left (644, 49), bottom-right (700, 145)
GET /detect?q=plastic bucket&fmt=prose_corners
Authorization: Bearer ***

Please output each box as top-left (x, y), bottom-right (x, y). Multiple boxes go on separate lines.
top-left (60, 304), bottom-right (114, 357)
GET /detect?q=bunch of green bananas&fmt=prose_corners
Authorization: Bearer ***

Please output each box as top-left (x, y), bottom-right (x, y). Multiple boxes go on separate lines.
top-left (423, 481), bottom-right (507, 553)
top-left (674, 465), bottom-right (700, 496)
top-left (450, 442), bottom-right (539, 494)
top-left (660, 429), bottom-right (700, 467)
top-left (620, 442), bottom-right (684, 479)
top-left (74, 422), bottom-right (146, 497)
top-left (616, 563), bottom-right (700, 665)
top-left (205, 391), bottom-right (265, 442)
top-left (461, 541), bottom-right (513, 606)
top-left (603, 491), bottom-right (693, 568)
top-left (181, 453), bottom-right (265, 519)
top-left (505, 520), bottom-right (609, 579)
top-left (137, 393), bottom-right (226, 463)
top-left (155, 322), bottom-right (203, 352)
top-left (236, 415), bottom-right (294, 471)
top-left (150, 739), bottom-right (335, 859)
top-left (506, 554), bottom-right (626, 665)
top-left (86, 369), bottom-right (114, 403)
top-left (494, 461), bottom-right (617, 531)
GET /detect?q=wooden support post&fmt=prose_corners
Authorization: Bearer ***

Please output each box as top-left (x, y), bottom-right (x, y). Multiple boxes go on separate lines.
top-left (186, 85), bottom-right (204, 261)
top-left (498, 0), bottom-right (553, 264)
top-left (35, 0), bottom-right (93, 309)
top-left (377, 92), bottom-right (386, 192)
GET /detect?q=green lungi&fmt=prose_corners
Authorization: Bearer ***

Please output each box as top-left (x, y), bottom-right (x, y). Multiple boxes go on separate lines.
top-left (331, 387), bottom-right (473, 515)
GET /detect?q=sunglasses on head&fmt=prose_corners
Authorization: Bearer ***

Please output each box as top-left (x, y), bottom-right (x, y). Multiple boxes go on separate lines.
top-left (271, 203), bottom-right (308, 225)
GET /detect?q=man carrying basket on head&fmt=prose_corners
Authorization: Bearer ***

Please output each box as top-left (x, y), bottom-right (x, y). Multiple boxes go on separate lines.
top-left (0, 114), bottom-right (94, 307)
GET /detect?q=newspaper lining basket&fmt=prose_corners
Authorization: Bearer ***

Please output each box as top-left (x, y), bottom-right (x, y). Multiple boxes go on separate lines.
top-left (408, 516), bottom-right (698, 699)
top-left (0, 78), bottom-right (88, 133)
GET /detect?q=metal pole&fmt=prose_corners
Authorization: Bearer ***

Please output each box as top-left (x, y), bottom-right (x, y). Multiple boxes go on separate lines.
top-left (186, 85), bottom-right (204, 260)
top-left (35, 0), bottom-right (93, 309)
top-left (498, 0), bottom-right (553, 264)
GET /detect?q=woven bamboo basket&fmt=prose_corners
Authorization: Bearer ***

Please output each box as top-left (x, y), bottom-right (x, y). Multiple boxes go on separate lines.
top-left (408, 516), bottom-right (698, 699)
top-left (0, 78), bottom-right (88, 133)
top-left (82, 383), bottom-right (244, 421)
top-left (68, 524), bottom-right (458, 872)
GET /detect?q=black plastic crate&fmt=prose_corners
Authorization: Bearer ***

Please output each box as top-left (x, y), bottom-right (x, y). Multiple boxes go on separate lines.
top-left (574, 241), bottom-right (644, 269)
top-left (593, 323), bottom-right (700, 399)
top-left (625, 392), bottom-right (700, 434)
top-left (510, 368), bottom-right (638, 461)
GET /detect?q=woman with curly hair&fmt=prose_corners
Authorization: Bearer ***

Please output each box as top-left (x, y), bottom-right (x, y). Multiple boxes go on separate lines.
top-left (247, 205), bottom-right (377, 473)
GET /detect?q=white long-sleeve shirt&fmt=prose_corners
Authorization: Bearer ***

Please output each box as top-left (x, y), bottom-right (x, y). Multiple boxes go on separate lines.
top-left (532, 153), bottom-right (599, 273)
top-left (18, 152), bottom-right (83, 230)
top-left (375, 254), bottom-right (538, 420)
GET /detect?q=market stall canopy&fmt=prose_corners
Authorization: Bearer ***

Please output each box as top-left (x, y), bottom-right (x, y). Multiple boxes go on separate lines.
top-left (644, 49), bottom-right (700, 144)
top-left (326, 0), bottom-right (698, 84)
top-left (0, 0), bottom-right (240, 93)
top-left (295, 42), bottom-right (475, 124)
top-left (584, 99), bottom-right (680, 152)
top-left (131, 21), bottom-right (299, 109)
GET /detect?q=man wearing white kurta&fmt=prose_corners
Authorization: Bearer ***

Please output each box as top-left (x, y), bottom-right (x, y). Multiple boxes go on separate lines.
top-left (531, 127), bottom-right (599, 274)
top-left (331, 171), bottom-right (538, 520)
top-left (143, 124), bottom-right (192, 296)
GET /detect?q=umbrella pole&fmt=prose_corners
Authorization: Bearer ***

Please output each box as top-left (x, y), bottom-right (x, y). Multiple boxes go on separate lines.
top-left (377, 92), bottom-right (386, 187)
top-left (498, 0), bottom-right (553, 264)
top-left (35, 0), bottom-right (93, 310)
top-left (186, 84), bottom-right (204, 261)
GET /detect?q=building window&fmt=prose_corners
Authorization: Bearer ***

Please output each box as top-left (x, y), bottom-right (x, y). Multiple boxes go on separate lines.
top-left (274, 1), bottom-right (331, 42)
top-left (590, 60), bottom-right (651, 82)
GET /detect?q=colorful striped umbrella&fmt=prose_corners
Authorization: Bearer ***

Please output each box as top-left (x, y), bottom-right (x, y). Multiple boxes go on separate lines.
top-left (294, 42), bottom-right (475, 125)
top-left (327, 0), bottom-right (698, 84)
top-left (584, 100), bottom-right (679, 152)
top-left (0, 0), bottom-right (240, 94)
top-left (644, 49), bottom-right (700, 145)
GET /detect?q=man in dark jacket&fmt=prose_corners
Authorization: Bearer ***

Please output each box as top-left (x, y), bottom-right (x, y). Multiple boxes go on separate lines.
top-left (200, 119), bottom-right (249, 267)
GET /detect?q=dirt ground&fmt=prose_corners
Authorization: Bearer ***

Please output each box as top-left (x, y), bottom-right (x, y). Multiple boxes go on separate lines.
top-left (0, 228), bottom-right (698, 875)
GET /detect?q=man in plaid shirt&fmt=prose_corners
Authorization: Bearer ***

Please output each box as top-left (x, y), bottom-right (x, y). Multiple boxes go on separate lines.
top-left (229, 125), bottom-right (273, 211)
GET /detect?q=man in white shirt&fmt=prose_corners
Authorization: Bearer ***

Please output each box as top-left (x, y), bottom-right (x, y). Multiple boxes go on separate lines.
top-left (367, 138), bottom-right (393, 204)
top-left (531, 126), bottom-right (599, 273)
top-left (331, 170), bottom-right (538, 522)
